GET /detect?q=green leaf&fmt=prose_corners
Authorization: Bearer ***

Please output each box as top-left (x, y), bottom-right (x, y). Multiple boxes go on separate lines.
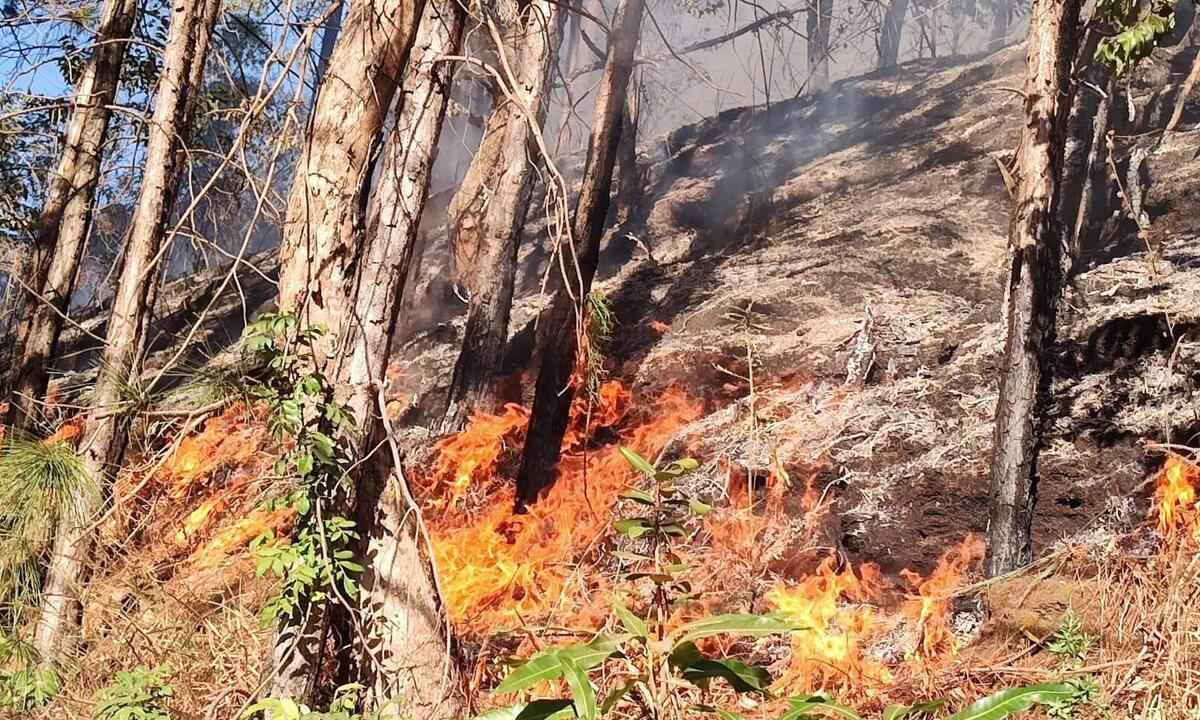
top-left (682, 658), bottom-right (772, 694)
top-left (560, 655), bottom-right (597, 720)
top-left (620, 489), bottom-right (655, 505)
top-left (599, 679), bottom-right (639, 714)
top-left (619, 447), bottom-right (657, 477)
top-left (668, 640), bottom-right (704, 671)
top-left (671, 613), bottom-right (799, 647)
top-left (613, 518), bottom-right (653, 539)
top-left (781, 695), bottom-right (863, 720)
top-left (612, 599), bottom-right (649, 639)
top-left (688, 499), bottom-right (713, 515)
top-left (945, 684), bottom-right (1078, 720)
top-left (495, 652), bottom-right (566, 694)
top-left (557, 634), bottom-right (625, 671)
top-left (882, 700), bottom-right (944, 720)
top-left (476, 700), bottom-right (575, 720)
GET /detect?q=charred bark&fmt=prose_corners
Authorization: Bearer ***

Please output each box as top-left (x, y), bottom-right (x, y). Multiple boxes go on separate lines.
top-left (439, 3), bottom-right (567, 435)
top-left (986, 0), bottom-right (1083, 577)
top-left (514, 0), bottom-right (645, 508)
top-left (879, 0), bottom-right (909, 69)
top-left (269, 0), bottom-right (459, 711)
top-left (34, 0), bottom-right (222, 663)
top-left (4, 0), bottom-right (138, 432)
top-left (807, 0), bottom-right (833, 91)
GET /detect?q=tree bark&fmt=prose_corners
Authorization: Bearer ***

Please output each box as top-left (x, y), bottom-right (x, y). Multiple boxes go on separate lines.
top-left (269, 0), bottom-right (458, 709)
top-left (4, 0), bottom-right (138, 433)
top-left (807, 0), bottom-right (833, 91)
top-left (879, 0), bottom-right (909, 69)
top-left (439, 3), bottom-right (567, 435)
top-left (353, 0), bottom-right (464, 714)
top-left (986, 0), bottom-right (1083, 577)
top-left (34, 0), bottom-right (223, 664)
top-left (514, 0), bottom-right (645, 507)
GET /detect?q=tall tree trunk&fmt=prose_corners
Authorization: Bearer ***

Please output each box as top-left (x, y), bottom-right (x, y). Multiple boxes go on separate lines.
top-left (353, 0), bottom-right (464, 714)
top-left (268, 0), bottom-right (445, 706)
top-left (514, 0), bottom-right (645, 507)
top-left (438, 3), bottom-right (567, 434)
top-left (4, 0), bottom-right (138, 433)
top-left (879, 0), bottom-right (909, 69)
top-left (34, 0), bottom-right (222, 664)
top-left (986, 0), bottom-right (1082, 577)
top-left (991, 0), bottom-right (1013, 49)
top-left (807, 0), bottom-right (833, 91)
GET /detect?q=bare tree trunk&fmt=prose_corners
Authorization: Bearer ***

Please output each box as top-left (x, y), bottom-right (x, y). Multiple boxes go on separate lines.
top-left (439, 3), bottom-right (567, 434)
top-left (353, 0), bottom-right (464, 714)
top-left (986, 0), bottom-right (1082, 577)
top-left (34, 0), bottom-right (222, 664)
top-left (268, 0), bottom-right (454, 708)
top-left (515, 0), bottom-right (645, 507)
top-left (808, 0), bottom-right (833, 91)
top-left (1058, 23), bottom-right (1110, 276)
top-left (4, 0), bottom-right (138, 432)
top-left (879, 0), bottom-right (909, 69)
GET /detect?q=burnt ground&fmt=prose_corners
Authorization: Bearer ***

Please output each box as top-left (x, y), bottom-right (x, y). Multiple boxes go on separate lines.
top-left (391, 43), bottom-right (1200, 574)
top-left (48, 44), bottom-right (1200, 575)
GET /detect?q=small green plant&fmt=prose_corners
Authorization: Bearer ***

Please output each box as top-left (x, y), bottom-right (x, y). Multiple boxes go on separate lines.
top-left (240, 312), bottom-right (363, 625)
top-left (1047, 610), bottom-right (1096, 666)
top-left (245, 683), bottom-right (372, 720)
top-left (584, 291), bottom-right (616, 394)
top-left (0, 666), bottom-right (60, 712)
top-left (1095, 0), bottom-right (1176, 74)
top-left (94, 665), bottom-right (173, 720)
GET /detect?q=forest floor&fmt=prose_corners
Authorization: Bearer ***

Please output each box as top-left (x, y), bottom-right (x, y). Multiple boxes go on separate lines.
top-left (23, 42), bottom-right (1200, 719)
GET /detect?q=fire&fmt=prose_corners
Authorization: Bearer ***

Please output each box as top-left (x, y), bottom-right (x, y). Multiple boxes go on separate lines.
top-left (900, 535), bottom-right (985, 661)
top-left (768, 558), bottom-right (893, 692)
top-left (190, 507), bottom-right (296, 569)
top-left (1154, 454), bottom-right (1200, 539)
top-left (426, 383), bottom-right (701, 632)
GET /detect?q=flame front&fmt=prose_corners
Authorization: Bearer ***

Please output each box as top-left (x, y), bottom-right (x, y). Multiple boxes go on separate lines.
top-left (900, 535), bottom-right (985, 661)
top-left (426, 382), bottom-right (702, 632)
top-left (1155, 454), bottom-right (1200, 539)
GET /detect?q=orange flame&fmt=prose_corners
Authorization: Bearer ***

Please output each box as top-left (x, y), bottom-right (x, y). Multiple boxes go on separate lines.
top-left (768, 558), bottom-right (893, 692)
top-left (900, 535), bottom-right (985, 661)
top-left (426, 383), bottom-right (701, 632)
top-left (1154, 454), bottom-right (1199, 539)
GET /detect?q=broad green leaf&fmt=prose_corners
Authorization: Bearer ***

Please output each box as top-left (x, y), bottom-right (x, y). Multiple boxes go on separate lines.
top-left (494, 652), bottom-right (566, 694)
top-left (882, 700), bottom-right (945, 720)
top-left (780, 695), bottom-right (863, 720)
top-left (476, 700), bottom-right (575, 720)
top-left (560, 656), bottom-right (597, 720)
top-left (671, 613), bottom-right (799, 647)
top-left (667, 640), bottom-right (704, 671)
top-left (688, 499), bottom-right (713, 515)
top-left (558, 634), bottom-right (625, 671)
top-left (613, 518), bottom-right (653, 539)
top-left (599, 679), bottom-right (640, 714)
top-left (945, 684), bottom-right (1077, 720)
top-left (612, 599), bottom-right (649, 639)
top-left (619, 447), bottom-right (657, 477)
top-left (681, 658), bottom-right (772, 694)
top-left (620, 489), bottom-right (655, 504)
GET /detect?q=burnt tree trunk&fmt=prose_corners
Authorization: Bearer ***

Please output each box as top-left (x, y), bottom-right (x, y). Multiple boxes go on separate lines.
top-left (514, 0), bottom-right (645, 507)
top-left (353, 0), bottom-right (464, 713)
top-left (986, 0), bottom-right (1083, 577)
top-left (807, 0), bottom-right (833, 91)
top-left (439, 2), bottom-right (566, 434)
top-left (34, 0), bottom-right (222, 664)
top-left (879, 0), bottom-right (909, 69)
top-left (4, 0), bottom-right (138, 432)
top-left (268, 0), bottom-right (458, 711)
